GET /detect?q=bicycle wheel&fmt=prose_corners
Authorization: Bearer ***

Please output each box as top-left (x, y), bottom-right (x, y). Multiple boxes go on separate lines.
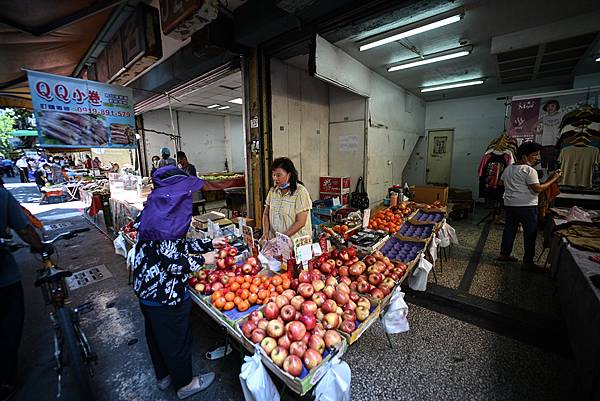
top-left (56, 308), bottom-right (94, 400)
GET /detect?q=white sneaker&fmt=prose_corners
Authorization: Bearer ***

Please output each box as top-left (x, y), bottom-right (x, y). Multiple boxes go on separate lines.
top-left (176, 373), bottom-right (215, 400)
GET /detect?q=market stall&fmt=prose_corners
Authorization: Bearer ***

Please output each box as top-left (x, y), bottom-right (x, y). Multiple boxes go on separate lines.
top-left (180, 199), bottom-right (452, 397)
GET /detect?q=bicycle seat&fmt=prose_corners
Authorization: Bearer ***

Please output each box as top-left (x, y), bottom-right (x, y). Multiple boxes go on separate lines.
top-left (34, 267), bottom-right (73, 287)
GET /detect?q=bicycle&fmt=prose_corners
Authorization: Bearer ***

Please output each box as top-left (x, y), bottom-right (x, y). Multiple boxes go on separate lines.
top-left (1, 228), bottom-right (97, 399)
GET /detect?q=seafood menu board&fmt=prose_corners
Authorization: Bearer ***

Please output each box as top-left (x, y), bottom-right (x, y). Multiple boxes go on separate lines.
top-left (27, 70), bottom-right (136, 148)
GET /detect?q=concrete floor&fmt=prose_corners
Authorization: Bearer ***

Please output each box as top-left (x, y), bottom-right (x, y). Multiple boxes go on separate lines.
top-left (5, 179), bottom-right (575, 401)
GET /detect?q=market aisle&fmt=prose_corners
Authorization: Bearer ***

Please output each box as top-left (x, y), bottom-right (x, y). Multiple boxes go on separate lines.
top-left (8, 182), bottom-right (574, 401)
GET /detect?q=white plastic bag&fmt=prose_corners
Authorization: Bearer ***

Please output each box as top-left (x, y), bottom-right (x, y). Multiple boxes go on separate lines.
top-left (408, 254), bottom-right (433, 291)
top-left (126, 246), bottom-right (136, 272)
top-left (437, 220), bottom-right (458, 248)
top-left (313, 355), bottom-right (351, 401)
top-left (381, 288), bottom-right (410, 334)
top-left (113, 234), bottom-right (127, 258)
top-left (239, 350), bottom-right (280, 401)
top-left (427, 236), bottom-right (442, 266)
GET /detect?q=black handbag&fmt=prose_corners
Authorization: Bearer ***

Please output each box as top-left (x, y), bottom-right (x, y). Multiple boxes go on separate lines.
top-left (350, 176), bottom-right (369, 210)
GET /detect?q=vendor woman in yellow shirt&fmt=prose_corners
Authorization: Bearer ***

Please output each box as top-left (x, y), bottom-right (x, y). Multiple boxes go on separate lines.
top-left (260, 157), bottom-right (312, 243)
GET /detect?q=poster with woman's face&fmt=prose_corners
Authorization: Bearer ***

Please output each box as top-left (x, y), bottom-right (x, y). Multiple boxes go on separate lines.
top-left (508, 89), bottom-right (600, 143)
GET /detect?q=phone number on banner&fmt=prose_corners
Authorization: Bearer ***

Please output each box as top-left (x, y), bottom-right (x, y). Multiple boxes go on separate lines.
top-left (75, 107), bottom-right (131, 117)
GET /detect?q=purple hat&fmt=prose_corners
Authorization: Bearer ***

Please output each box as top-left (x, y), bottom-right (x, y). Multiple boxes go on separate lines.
top-left (138, 166), bottom-right (205, 241)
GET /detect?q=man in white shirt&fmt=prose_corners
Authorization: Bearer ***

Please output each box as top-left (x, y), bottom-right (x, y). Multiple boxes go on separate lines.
top-left (497, 142), bottom-right (561, 270)
top-left (15, 157), bottom-right (29, 183)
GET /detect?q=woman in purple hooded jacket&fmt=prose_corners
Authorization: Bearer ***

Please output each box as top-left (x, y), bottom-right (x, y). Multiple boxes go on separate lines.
top-left (133, 165), bottom-right (224, 399)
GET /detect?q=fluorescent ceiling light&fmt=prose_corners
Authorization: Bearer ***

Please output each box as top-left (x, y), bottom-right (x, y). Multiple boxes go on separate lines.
top-left (207, 104), bottom-right (220, 109)
top-left (228, 98), bottom-right (243, 104)
top-left (359, 13), bottom-right (462, 51)
top-left (388, 49), bottom-right (471, 71)
top-left (421, 79), bottom-right (484, 93)
top-left (217, 106), bottom-right (230, 110)
top-left (596, 56), bottom-right (600, 62)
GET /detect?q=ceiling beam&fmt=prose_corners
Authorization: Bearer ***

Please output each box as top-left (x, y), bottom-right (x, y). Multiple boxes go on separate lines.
top-left (0, 0), bottom-right (123, 36)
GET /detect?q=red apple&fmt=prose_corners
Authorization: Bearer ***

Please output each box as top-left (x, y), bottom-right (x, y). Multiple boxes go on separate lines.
top-left (336, 259), bottom-right (343, 267)
top-left (342, 310), bottom-right (356, 322)
top-left (242, 320), bottom-right (256, 338)
top-left (340, 319), bottom-right (355, 334)
top-left (266, 319), bottom-right (285, 338)
top-left (339, 276), bottom-right (351, 286)
top-left (295, 311), bottom-right (302, 321)
top-left (264, 302), bottom-right (280, 320)
top-left (218, 249), bottom-right (228, 259)
top-left (349, 291), bottom-right (359, 302)
top-left (338, 266), bottom-right (349, 276)
top-left (324, 330), bottom-right (342, 348)
top-left (301, 301), bottom-right (318, 315)
top-left (246, 256), bottom-right (258, 266)
top-left (309, 269), bottom-right (322, 282)
top-left (280, 305), bottom-right (296, 322)
top-left (370, 288), bottom-right (384, 299)
top-left (357, 281), bottom-right (370, 294)
top-left (347, 247), bottom-right (356, 258)
top-left (312, 279), bottom-right (325, 293)
top-left (251, 328), bottom-right (266, 343)
top-left (290, 279), bottom-right (299, 290)
top-left (228, 247), bottom-right (238, 257)
top-left (261, 337), bottom-right (277, 355)
top-left (332, 290), bottom-right (349, 306)
top-left (283, 355), bottom-right (302, 377)
top-left (220, 275), bottom-right (230, 286)
top-left (194, 283), bottom-right (205, 293)
top-left (368, 272), bottom-right (383, 286)
top-left (188, 276), bottom-right (198, 286)
top-left (312, 292), bottom-right (326, 307)
top-left (322, 285), bottom-right (335, 299)
top-left (224, 256), bottom-right (235, 268)
top-left (323, 313), bottom-right (340, 330)
top-left (282, 289), bottom-right (296, 301)
top-left (271, 346), bottom-right (288, 367)
top-left (298, 283), bottom-right (314, 299)
top-left (325, 276), bottom-right (337, 287)
top-left (382, 277), bottom-right (396, 288)
top-left (315, 309), bottom-right (324, 321)
top-left (257, 318), bottom-right (269, 331)
top-left (298, 271), bottom-right (311, 283)
top-left (286, 321), bottom-right (307, 342)
top-left (308, 334), bottom-right (325, 354)
top-left (355, 305), bottom-right (369, 321)
top-left (302, 332), bottom-right (311, 344)
top-left (289, 341), bottom-right (307, 358)
top-left (278, 333), bottom-right (291, 350)
top-left (303, 348), bottom-right (323, 370)
top-left (345, 300), bottom-right (357, 311)
top-left (321, 299), bottom-right (337, 314)
top-left (320, 261), bottom-right (333, 274)
top-left (197, 271), bottom-right (207, 281)
top-left (312, 323), bottom-right (326, 338)
top-left (378, 283), bottom-right (392, 296)
top-left (299, 314), bottom-right (317, 331)
top-left (275, 295), bottom-right (289, 309)
top-left (241, 263), bottom-right (253, 274)
top-left (364, 255), bottom-right (376, 265)
top-left (290, 295), bottom-right (305, 311)
top-left (349, 282), bottom-right (358, 291)
top-left (211, 282), bottom-right (224, 292)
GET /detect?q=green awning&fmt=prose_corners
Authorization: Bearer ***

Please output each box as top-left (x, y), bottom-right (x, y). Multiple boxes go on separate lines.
top-left (9, 129), bottom-right (38, 137)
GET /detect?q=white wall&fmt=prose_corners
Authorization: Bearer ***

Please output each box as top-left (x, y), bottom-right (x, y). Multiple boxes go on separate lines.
top-left (270, 58), bottom-right (329, 199)
top-left (142, 109), bottom-right (245, 174)
top-left (328, 85), bottom-right (366, 191)
top-left (404, 86), bottom-right (564, 198)
top-left (573, 73), bottom-right (600, 89)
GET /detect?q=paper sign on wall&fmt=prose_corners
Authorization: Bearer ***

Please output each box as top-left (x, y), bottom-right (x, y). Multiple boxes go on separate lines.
top-left (339, 135), bottom-right (359, 152)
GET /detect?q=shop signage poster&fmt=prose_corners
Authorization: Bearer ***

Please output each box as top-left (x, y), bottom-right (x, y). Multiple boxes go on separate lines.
top-left (26, 70), bottom-right (136, 149)
top-left (508, 87), bottom-right (600, 143)
top-left (508, 98), bottom-right (540, 141)
top-left (242, 225), bottom-right (254, 249)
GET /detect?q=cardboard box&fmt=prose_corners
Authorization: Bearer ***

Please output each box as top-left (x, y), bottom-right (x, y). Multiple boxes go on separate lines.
top-left (320, 192), bottom-right (349, 205)
top-left (412, 185), bottom-right (448, 205)
top-left (319, 176), bottom-right (351, 193)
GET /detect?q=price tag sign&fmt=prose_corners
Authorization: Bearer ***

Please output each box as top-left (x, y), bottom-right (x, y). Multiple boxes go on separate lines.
top-left (276, 232), bottom-right (292, 262)
top-left (312, 242), bottom-right (323, 257)
top-left (296, 244), bottom-right (313, 263)
top-left (362, 209), bottom-right (371, 229)
top-left (332, 197), bottom-right (341, 207)
top-left (242, 225), bottom-right (254, 249)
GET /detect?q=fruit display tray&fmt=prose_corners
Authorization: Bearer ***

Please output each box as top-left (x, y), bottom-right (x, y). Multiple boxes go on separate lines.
top-left (410, 210), bottom-right (445, 225)
top-left (380, 236), bottom-right (427, 264)
top-left (236, 311), bottom-right (348, 396)
top-left (189, 290), bottom-right (245, 343)
top-left (397, 221), bottom-right (435, 239)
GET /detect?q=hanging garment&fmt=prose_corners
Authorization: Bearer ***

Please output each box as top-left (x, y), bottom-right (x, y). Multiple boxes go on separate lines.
top-left (558, 146), bottom-right (600, 187)
top-left (478, 153), bottom-right (508, 199)
top-left (539, 182), bottom-right (560, 220)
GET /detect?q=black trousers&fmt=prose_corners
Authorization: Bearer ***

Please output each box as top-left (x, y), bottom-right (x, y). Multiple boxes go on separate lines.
top-left (500, 206), bottom-right (538, 263)
top-left (19, 168), bottom-right (29, 183)
top-left (0, 282), bottom-right (25, 386)
top-left (139, 299), bottom-right (193, 389)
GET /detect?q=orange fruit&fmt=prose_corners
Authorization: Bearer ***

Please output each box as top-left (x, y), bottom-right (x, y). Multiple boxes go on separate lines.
top-left (240, 289), bottom-right (250, 300)
top-left (276, 285), bottom-right (283, 294)
top-left (241, 282), bottom-right (250, 290)
top-left (235, 276), bottom-right (244, 284)
top-left (230, 282), bottom-right (240, 292)
top-left (225, 292), bottom-right (235, 302)
top-left (223, 302), bottom-right (235, 311)
top-left (282, 279), bottom-right (291, 289)
top-left (234, 296), bottom-right (243, 305)
top-left (272, 276), bottom-right (282, 286)
top-left (244, 275), bottom-right (252, 283)
top-left (214, 297), bottom-right (226, 310)
top-left (237, 300), bottom-right (250, 312)
top-left (258, 289), bottom-right (268, 300)
top-left (248, 293), bottom-right (258, 304)
top-left (252, 278), bottom-right (261, 287)
top-left (212, 290), bottom-right (223, 302)
top-left (249, 284), bottom-right (259, 294)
